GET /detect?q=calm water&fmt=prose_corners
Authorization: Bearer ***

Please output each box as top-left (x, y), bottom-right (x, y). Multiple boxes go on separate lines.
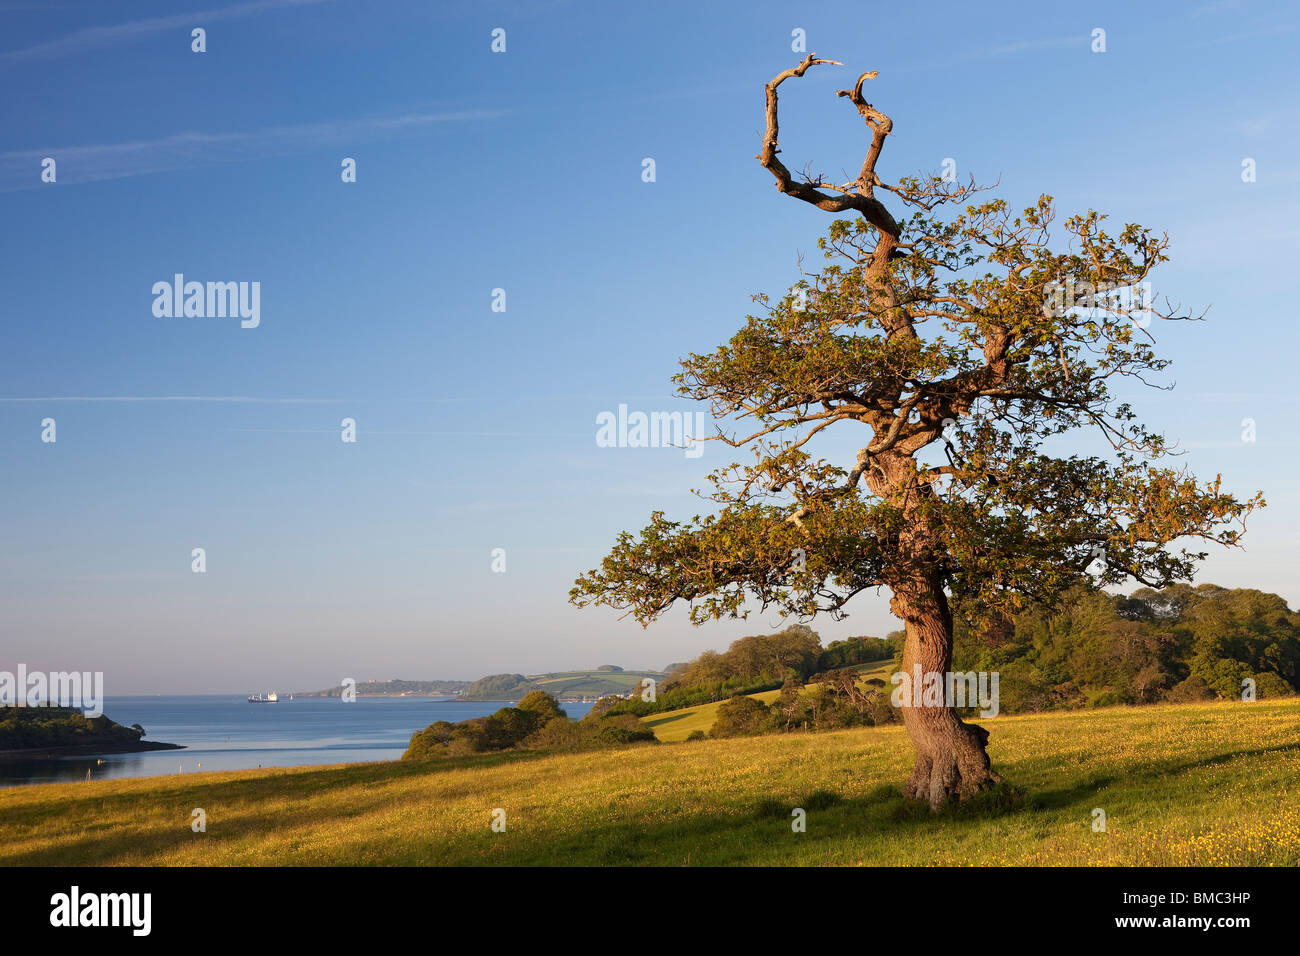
top-left (0, 695), bottom-right (595, 787)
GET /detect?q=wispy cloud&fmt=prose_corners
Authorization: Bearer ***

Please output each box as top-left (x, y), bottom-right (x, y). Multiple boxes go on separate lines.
top-left (0, 106), bottom-right (508, 189)
top-left (0, 0), bottom-right (332, 64)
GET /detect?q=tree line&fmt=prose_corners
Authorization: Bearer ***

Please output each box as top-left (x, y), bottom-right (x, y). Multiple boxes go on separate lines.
top-left (708, 583), bottom-right (1298, 741)
top-left (951, 583), bottom-right (1298, 711)
top-left (606, 625), bottom-right (897, 719)
top-left (0, 708), bottom-right (147, 750)
top-left (402, 691), bottom-right (655, 760)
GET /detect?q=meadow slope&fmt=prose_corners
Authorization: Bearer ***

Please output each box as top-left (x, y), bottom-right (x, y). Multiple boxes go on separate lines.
top-left (1, 698), bottom-right (1297, 866)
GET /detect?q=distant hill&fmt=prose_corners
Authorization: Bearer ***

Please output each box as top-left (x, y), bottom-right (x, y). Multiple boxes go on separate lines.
top-left (297, 679), bottom-right (471, 698)
top-left (460, 669), bottom-right (666, 701)
top-left (297, 670), bottom-right (668, 702)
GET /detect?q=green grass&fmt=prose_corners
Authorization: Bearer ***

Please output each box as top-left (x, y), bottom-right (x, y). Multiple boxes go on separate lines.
top-left (642, 690), bottom-right (784, 741)
top-left (643, 660), bottom-right (895, 742)
top-left (3, 697), bottom-right (1298, 866)
top-left (530, 671), bottom-right (657, 698)
top-left (463, 669), bottom-right (663, 701)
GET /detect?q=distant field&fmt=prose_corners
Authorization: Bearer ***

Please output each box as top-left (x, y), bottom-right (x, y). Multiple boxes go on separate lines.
top-left (644, 660), bottom-right (895, 742)
top-left (643, 690), bottom-right (784, 741)
top-left (5, 697), bottom-right (1295, 866)
top-left (461, 669), bottom-right (664, 701)
top-left (528, 670), bottom-right (656, 699)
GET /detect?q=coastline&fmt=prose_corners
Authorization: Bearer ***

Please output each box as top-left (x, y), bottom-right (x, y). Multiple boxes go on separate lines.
top-left (0, 740), bottom-right (185, 762)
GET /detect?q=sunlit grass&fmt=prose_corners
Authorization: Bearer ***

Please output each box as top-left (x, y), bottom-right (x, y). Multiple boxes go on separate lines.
top-left (1, 698), bottom-right (1297, 866)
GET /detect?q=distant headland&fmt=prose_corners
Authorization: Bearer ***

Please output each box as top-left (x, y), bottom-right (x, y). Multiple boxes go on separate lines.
top-left (297, 667), bottom-right (672, 702)
top-left (0, 706), bottom-right (182, 761)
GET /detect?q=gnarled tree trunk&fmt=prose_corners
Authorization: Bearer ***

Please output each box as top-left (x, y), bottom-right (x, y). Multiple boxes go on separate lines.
top-left (891, 578), bottom-right (1000, 809)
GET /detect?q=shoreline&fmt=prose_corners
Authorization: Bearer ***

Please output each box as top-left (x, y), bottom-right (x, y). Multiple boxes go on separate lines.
top-left (0, 740), bottom-right (185, 762)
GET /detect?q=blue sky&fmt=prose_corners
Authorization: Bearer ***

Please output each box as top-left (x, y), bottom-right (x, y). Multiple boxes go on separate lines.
top-left (2, 0), bottom-right (1297, 693)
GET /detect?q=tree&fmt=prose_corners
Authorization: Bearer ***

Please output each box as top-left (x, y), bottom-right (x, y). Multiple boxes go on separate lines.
top-left (776, 677), bottom-right (802, 731)
top-left (490, 706), bottom-right (542, 745)
top-left (403, 720), bottom-right (456, 760)
top-left (516, 690), bottom-right (566, 723)
top-left (582, 694), bottom-right (628, 721)
top-left (523, 716), bottom-right (585, 752)
top-left (666, 626), bottom-right (821, 692)
top-left (711, 695), bottom-right (772, 738)
top-left (571, 55), bottom-right (1262, 809)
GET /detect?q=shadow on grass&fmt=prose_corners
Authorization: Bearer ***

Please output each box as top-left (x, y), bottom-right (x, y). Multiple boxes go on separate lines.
top-left (1026, 776), bottom-right (1116, 812)
top-left (500, 783), bottom-right (1035, 866)
top-left (1019, 739), bottom-right (1300, 813)
top-left (1147, 739), bottom-right (1300, 776)
top-left (1, 749), bottom-right (553, 866)
top-left (754, 787), bottom-right (848, 818)
top-left (642, 711), bottom-right (696, 730)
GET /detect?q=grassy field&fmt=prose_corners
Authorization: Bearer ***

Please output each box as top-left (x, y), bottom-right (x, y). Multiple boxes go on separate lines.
top-left (642, 689), bottom-right (783, 741)
top-left (2, 697), bottom-right (1298, 866)
top-left (528, 670), bottom-right (660, 699)
top-left (462, 669), bottom-right (665, 701)
top-left (643, 660), bottom-right (895, 742)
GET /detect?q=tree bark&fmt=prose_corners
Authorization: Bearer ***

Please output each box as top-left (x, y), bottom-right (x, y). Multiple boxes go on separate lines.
top-left (892, 579), bottom-right (1001, 810)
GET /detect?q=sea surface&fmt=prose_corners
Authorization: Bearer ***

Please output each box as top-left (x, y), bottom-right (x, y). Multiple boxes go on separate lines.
top-left (0, 695), bottom-right (596, 787)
